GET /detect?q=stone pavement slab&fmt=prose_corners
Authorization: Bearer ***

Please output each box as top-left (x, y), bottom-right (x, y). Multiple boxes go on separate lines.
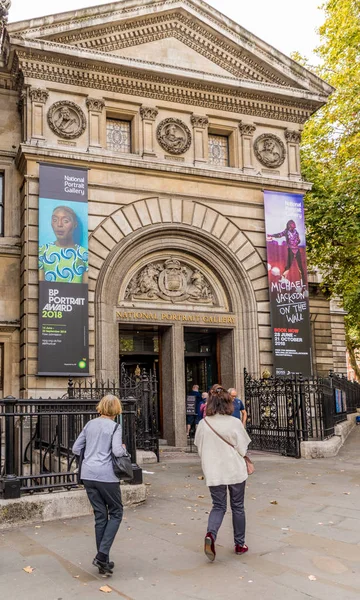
top-left (0, 428), bottom-right (359, 600)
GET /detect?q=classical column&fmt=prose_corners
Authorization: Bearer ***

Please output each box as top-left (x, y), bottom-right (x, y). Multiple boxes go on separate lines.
top-left (86, 98), bottom-right (105, 148)
top-left (190, 114), bottom-right (209, 166)
top-left (239, 122), bottom-right (256, 173)
top-left (161, 323), bottom-right (186, 447)
top-left (140, 106), bottom-right (158, 157)
top-left (29, 88), bottom-right (49, 142)
top-left (285, 129), bottom-right (302, 180)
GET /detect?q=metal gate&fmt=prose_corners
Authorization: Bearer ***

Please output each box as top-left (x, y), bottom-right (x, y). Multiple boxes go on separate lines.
top-left (244, 370), bottom-right (301, 457)
top-left (67, 364), bottom-right (159, 459)
top-left (243, 369), bottom-right (344, 458)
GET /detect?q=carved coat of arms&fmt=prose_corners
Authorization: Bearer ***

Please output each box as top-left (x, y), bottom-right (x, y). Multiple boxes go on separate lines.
top-left (125, 257), bottom-right (214, 305)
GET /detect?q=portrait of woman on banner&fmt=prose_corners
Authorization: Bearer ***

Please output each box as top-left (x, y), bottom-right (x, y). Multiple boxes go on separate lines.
top-left (38, 204), bottom-right (88, 284)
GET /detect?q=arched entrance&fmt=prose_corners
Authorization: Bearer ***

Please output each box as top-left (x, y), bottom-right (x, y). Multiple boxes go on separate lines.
top-left (92, 199), bottom-right (263, 446)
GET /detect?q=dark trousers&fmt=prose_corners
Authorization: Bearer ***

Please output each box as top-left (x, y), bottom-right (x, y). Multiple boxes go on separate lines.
top-left (84, 480), bottom-right (123, 558)
top-left (207, 482), bottom-right (246, 546)
top-left (285, 249), bottom-right (304, 279)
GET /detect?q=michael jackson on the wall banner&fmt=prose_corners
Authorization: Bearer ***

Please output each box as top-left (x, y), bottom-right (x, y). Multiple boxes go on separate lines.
top-left (38, 163), bottom-right (89, 376)
top-left (264, 190), bottom-right (312, 376)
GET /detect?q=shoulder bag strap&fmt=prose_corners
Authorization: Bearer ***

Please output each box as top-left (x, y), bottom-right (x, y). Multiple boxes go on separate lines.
top-left (110, 422), bottom-right (119, 447)
top-left (204, 417), bottom-right (235, 449)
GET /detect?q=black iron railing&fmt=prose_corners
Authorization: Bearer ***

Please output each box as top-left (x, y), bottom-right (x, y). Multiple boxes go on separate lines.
top-left (244, 370), bottom-right (360, 457)
top-left (0, 396), bottom-right (140, 499)
top-left (66, 364), bottom-right (160, 459)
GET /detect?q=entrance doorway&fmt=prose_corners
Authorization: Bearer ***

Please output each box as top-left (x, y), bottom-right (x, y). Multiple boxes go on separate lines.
top-left (184, 328), bottom-right (218, 393)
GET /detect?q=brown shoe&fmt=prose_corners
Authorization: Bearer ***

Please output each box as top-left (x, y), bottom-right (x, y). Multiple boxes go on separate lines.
top-left (204, 532), bottom-right (216, 562)
top-left (235, 543), bottom-right (248, 555)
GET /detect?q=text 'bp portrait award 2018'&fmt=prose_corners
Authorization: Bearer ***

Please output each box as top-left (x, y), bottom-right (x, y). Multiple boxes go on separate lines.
top-left (264, 190), bottom-right (312, 377)
top-left (38, 163), bottom-right (89, 376)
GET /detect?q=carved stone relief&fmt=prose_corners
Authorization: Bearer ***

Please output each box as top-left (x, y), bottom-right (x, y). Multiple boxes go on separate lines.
top-left (47, 100), bottom-right (87, 139)
top-left (86, 98), bottom-right (105, 112)
top-left (29, 88), bottom-right (49, 104)
top-left (125, 257), bottom-right (215, 305)
top-left (239, 122), bottom-right (256, 136)
top-left (156, 118), bottom-right (192, 155)
top-left (140, 106), bottom-right (158, 120)
top-left (191, 115), bottom-right (209, 128)
top-left (285, 129), bottom-right (301, 144)
top-left (254, 133), bottom-right (286, 168)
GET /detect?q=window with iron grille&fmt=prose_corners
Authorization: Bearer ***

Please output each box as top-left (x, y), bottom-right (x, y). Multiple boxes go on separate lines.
top-left (106, 119), bottom-right (131, 153)
top-left (0, 174), bottom-right (4, 236)
top-left (208, 134), bottom-right (229, 167)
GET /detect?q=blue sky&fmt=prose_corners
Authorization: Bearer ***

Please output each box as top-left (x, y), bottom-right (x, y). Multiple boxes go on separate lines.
top-left (9, 0), bottom-right (324, 63)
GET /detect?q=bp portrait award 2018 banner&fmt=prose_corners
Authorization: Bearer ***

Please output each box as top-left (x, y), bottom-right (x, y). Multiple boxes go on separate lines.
top-left (264, 190), bottom-right (312, 377)
top-left (38, 163), bottom-right (89, 376)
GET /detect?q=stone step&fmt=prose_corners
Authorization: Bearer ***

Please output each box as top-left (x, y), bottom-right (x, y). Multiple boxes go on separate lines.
top-left (160, 445), bottom-right (198, 453)
top-left (158, 439), bottom-right (168, 446)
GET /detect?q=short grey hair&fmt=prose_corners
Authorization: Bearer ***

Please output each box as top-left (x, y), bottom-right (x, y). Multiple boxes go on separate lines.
top-left (228, 388), bottom-right (237, 395)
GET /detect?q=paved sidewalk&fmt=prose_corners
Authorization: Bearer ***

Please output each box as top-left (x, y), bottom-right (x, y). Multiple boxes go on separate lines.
top-left (1, 428), bottom-right (360, 599)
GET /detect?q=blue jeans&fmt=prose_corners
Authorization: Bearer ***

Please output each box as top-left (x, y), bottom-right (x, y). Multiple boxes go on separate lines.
top-left (84, 480), bottom-right (123, 557)
top-left (207, 482), bottom-right (246, 546)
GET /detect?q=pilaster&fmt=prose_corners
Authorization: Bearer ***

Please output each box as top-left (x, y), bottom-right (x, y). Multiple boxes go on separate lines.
top-left (285, 129), bottom-right (302, 180)
top-left (190, 114), bottom-right (209, 166)
top-left (86, 98), bottom-right (105, 149)
top-left (29, 88), bottom-right (49, 143)
top-left (140, 106), bottom-right (158, 157)
top-left (239, 122), bottom-right (256, 174)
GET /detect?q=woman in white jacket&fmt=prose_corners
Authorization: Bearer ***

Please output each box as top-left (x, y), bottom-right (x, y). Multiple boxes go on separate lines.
top-left (195, 384), bottom-right (251, 561)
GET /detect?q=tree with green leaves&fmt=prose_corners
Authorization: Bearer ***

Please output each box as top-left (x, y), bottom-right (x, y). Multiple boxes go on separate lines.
top-left (295, 0), bottom-right (360, 377)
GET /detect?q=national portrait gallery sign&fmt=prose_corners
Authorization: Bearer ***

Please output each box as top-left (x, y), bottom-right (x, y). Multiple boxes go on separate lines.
top-left (116, 310), bottom-right (236, 325)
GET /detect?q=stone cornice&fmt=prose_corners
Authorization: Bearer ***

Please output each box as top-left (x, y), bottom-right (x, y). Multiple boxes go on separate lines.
top-left (50, 12), bottom-right (290, 88)
top-left (7, 0), bottom-right (333, 97)
top-left (16, 143), bottom-right (312, 192)
top-left (14, 49), bottom-right (320, 124)
top-left (11, 40), bottom-right (328, 108)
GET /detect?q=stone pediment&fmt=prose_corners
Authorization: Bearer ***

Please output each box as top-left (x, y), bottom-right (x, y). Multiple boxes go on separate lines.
top-left (7, 0), bottom-right (333, 98)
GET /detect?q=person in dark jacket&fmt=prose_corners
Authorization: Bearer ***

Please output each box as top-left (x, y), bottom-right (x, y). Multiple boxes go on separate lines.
top-left (73, 394), bottom-right (126, 575)
top-left (186, 384), bottom-right (203, 436)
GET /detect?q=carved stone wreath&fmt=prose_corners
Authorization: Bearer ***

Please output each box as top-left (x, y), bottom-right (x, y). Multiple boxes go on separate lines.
top-left (156, 118), bottom-right (191, 155)
top-left (47, 100), bottom-right (87, 139)
top-left (254, 133), bottom-right (286, 168)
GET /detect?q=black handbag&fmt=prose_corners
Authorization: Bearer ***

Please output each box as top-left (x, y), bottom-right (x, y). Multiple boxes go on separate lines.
top-left (111, 423), bottom-right (134, 481)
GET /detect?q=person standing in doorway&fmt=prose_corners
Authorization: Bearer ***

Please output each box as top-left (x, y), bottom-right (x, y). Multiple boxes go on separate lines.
top-left (195, 385), bottom-right (251, 561)
top-left (72, 395), bottom-right (126, 575)
top-left (186, 384), bottom-right (202, 436)
top-left (228, 388), bottom-right (247, 427)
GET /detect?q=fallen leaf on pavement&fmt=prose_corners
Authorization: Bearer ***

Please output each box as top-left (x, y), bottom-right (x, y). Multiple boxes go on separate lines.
top-left (23, 566), bottom-right (34, 574)
top-left (176, 532), bottom-right (183, 535)
top-left (170, 523), bottom-right (176, 525)
top-left (343, 492), bottom-right (351, 495)
top-left (308, 575), bottom-right (317, 581)
top-left (73, 575), bottom-right (80, 579)
top-left (34, 525), bottom-right (41, 529)
top-left (270, 500), bottom-right (278, 505)
top-left (198, 495), bottom-right (205, 498)
top-left (197, 476), bottom-right (204, 480)
top-left (100, 585), bottom-right (112, 593)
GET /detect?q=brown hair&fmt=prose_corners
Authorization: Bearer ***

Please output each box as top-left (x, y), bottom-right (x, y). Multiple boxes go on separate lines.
top-left (96, 394), bottom-right (122, 417)
top-left (205, 384), bottom-right (234, 416)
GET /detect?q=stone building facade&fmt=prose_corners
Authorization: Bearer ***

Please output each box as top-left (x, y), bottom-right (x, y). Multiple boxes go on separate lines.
top-left (0, 0), bottom-right (346, 444)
